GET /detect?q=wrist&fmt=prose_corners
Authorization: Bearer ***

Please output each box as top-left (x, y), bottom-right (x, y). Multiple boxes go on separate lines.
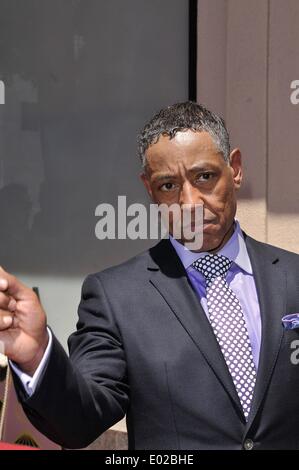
top-left (18, 331), bottom-right (49, 376)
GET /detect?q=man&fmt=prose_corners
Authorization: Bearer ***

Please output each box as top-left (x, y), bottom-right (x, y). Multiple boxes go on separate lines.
top-left (0, 102), bottom-right (299, 449)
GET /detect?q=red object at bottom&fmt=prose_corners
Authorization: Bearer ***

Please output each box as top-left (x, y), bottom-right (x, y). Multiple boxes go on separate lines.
top-left (0, 441), bottom-right (39, 450)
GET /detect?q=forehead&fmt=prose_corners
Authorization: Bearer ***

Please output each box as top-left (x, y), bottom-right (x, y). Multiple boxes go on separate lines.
top-left (145, 130), bottom-right (222, 171)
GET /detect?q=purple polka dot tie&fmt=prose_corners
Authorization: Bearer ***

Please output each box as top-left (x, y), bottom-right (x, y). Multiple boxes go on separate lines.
top-left (192, 254), bottom-right (256, 420)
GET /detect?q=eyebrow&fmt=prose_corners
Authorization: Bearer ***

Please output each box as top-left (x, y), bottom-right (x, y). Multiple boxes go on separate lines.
top-left (151, 163), bottom-right (219, 182)
top-left (188, 163), bottom-right (220, 172)
top-left (151, 174), bottom-right (177, 182)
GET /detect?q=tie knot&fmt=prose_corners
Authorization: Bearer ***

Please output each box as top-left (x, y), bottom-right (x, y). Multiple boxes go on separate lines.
top-left (192, 254), bottom-right (232, 286)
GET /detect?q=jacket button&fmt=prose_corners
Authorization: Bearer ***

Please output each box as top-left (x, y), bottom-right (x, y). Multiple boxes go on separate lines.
top-left (244, 439), bottom-right (254, 450)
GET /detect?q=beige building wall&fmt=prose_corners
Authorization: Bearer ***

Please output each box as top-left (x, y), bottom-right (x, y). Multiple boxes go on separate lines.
top-left (197, 0), bottom-right (299, 253)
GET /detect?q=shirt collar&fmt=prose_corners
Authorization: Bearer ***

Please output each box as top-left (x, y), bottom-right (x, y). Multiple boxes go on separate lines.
top-left (169, 220), bottom-right (253, 274)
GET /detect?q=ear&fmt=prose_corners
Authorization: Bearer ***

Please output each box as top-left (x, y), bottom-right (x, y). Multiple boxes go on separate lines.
top-left (140, 172), bottom-right (153, 199)
top-left (229, 148), bottom-right (242, 190)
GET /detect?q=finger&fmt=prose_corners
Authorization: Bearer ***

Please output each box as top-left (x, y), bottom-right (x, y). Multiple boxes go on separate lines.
top-left (0, 266), bottom-right (29, 300)
top-left (0, 291), bottom-right (13, 310)
top-left (0, 292), bottom-right (17, 312)
top-left (0, 312), bottom-right (13, 330)
top-left (8, 297), bottom-right (17, 312)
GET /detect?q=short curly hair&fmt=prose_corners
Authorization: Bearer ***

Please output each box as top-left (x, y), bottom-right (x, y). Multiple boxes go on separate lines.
top-left (137, 101), bottom-right (230, 169)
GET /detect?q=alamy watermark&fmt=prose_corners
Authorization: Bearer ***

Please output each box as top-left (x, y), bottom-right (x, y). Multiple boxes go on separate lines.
top-left (290, 340), bottom-right (299, 365)
top-left (95, 196), bottom-right (204, 250)
top-left (290, 80), bottom-right (299, 105)
top-left (0, 80), bottom-right (5, 104)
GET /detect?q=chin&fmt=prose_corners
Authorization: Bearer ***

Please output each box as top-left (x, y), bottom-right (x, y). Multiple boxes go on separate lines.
top-left (179, 235), bottom-right (217, 253)
top-left (201, 232), bottom-right (224, 252)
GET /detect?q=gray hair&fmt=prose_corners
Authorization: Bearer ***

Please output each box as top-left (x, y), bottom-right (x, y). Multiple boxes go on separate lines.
top-left (137, 101), bottom-right (231, 170)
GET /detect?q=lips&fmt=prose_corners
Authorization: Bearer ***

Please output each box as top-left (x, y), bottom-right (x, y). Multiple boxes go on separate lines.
top-left (203, 219), bottom-right (216, 224)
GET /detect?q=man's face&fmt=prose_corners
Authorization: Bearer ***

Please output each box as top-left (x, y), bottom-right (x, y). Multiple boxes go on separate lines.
top-left (141, 130), bottom-right (242, 252)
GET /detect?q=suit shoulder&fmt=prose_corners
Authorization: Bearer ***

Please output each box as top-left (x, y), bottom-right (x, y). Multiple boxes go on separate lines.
top-left (86, 244), bottom-right (153, 284)
top-left (246, 234), bottom-right (299, 264)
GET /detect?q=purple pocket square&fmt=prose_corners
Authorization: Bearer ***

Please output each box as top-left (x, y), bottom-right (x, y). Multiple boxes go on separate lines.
top-left (282, 313), bottom-right (299, 330)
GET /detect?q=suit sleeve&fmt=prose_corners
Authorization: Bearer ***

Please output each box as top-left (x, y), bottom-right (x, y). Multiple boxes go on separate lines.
top-left (11, 274), bottom-right (130, 449)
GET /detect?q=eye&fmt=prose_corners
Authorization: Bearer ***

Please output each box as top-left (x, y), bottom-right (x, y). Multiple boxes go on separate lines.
top-left (196, 172), bottom-right (215, 182)
top-left (160, 182), bottom-right (177, 192)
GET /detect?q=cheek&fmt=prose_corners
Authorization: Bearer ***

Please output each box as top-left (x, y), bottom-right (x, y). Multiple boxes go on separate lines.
top-left (218, 186), bottom-right (236, 222)
top-left (152, 189), bottom-right (178, 204)
top-left (206, 183), bottom-right (235, 216)
top-left (147, 186), bottom-right (159, 202)
top-left (150, 189), bottom-right (163, 204)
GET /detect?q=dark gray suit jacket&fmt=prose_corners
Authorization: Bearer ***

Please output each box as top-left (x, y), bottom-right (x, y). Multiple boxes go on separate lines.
top-left (13, 233), bottom-right (299, 449)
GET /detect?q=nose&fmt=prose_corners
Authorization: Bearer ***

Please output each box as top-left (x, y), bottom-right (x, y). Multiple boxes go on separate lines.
top-left (179, 181), bottom-right (204, 206)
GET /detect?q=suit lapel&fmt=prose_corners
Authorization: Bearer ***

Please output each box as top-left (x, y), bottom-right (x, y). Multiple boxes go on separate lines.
top-left (244, 234), bottom-right (286, 428)
top-left (148, 239), bottom-right (244, 417)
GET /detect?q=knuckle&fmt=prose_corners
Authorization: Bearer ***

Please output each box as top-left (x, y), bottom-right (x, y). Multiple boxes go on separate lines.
top-left (0, 313), bottom-right (13, 329)
top-left (0, 292), bottom-right (9, 306)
